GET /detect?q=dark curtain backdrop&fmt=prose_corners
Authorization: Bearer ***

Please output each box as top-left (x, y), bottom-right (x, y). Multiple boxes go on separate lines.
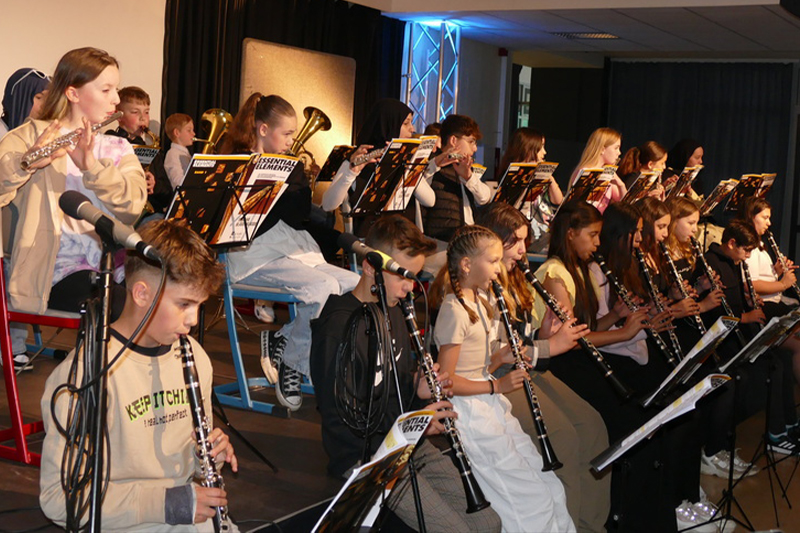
top-left (162, 0), bottom-right (405, 143)
top-left (607, 61), bottom-right (793, 232)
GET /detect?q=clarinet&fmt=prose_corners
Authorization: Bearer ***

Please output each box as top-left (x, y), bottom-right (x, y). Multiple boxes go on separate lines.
top-left (689, 237), bottom-right (747, 347)
top-left (20, 112), bottom-right (123, 170)
top-left (490, 282), bottom-right (563, 471)
top-left (399, 295), bottom-right (490, 513)
top-left (515, 260), bottom-right (634, 401)
top-left (741, 261), bottom-right (761, 312)
top-left (659, 241), bottom-right (708, 334)
top-left (594, 253), bottom-right (680, 367)
top-left (765, 231), bottom-right (800, 300)
top-left (179, 336), bottom-right (230, 533)
top-left (688, 238), bottom-right (736, 318)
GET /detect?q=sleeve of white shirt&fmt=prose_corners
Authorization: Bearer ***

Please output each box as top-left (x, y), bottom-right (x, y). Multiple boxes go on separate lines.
top-left (164, 149), bottom-right (183, 190)
top-left (462, 172), bottom-right (492, 205)
top-left (321, 160), bottom-right (358, 211)
top-left (413, 161), bottom-right (439, 208)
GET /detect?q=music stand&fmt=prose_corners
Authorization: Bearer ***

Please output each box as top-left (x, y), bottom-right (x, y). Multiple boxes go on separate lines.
top-left (351, 138), bottom-right (429, 217)
top-left (168, 153), bottom-right (296, 472)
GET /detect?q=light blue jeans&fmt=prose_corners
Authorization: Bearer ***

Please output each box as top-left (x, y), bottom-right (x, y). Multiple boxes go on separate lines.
top-left (240, 257), bottom-right (359, 376)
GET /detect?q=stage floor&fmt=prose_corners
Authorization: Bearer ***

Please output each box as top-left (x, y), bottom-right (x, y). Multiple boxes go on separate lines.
top-left (1, 298), bottom-right (799, 532)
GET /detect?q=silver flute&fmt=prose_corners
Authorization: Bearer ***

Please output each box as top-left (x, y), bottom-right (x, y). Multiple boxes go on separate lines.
top-left (20, 112), bottom-right (123, 171)
top-left (179, 336), bottom-right (230, 533)
top-left (350, 146), bottom-right (462, 167)
top-left (765, 231), bottom-right (800, 300)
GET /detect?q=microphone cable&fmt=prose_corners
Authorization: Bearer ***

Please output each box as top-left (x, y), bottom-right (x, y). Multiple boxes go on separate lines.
top-left (50, 263), bottom-right (167, 530)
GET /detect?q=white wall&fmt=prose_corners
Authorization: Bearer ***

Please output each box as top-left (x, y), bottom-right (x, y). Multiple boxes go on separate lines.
top-left (458, 37), bottom-right (505, 179)
top-left (0, 0), bottom-right (166, 122)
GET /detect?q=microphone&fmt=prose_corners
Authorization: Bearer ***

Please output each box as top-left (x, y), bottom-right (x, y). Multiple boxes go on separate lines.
top-left (59, 191), bottom-right (161, 262)
top-left (337, 233), bottom-right (417, 280)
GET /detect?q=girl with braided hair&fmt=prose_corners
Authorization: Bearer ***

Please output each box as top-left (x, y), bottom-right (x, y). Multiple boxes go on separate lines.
top-left (432, 224), bottom-right (575, 533)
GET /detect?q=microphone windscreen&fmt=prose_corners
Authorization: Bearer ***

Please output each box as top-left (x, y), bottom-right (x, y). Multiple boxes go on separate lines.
top-left (58, 190), bottom-right (90, 219)
top-left (337, 232), bottom-right (360, 253)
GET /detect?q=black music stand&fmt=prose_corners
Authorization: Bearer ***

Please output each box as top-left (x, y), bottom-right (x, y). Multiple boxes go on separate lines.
top-left (169, 155), bottom-right (294, 473)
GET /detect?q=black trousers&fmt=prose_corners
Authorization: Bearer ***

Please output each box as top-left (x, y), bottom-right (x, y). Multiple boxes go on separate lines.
top-left (48, 269), bottom-right (126, 322)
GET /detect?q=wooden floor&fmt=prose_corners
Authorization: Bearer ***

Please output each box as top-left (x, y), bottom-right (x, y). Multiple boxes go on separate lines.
top-left (1, 300), bottom-right (799, 532)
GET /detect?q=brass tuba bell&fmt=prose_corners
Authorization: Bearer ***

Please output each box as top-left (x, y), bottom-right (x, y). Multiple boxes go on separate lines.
top-left (194, 108), bottom-right (234, 154)
top-left (288, 106), bottom-right (332, 166)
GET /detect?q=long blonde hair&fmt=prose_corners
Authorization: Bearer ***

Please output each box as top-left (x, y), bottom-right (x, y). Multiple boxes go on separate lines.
top-left (570, 127), bottom-right (621, 186)
top-left (39, 48), bottom-right (119, 121)
top-left (430, 225), bottom-right (500, 324)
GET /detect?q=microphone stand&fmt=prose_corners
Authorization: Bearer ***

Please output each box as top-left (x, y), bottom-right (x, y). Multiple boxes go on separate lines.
top-left (87, 236), bottom-right (116, 532)
top-left (370, 261), bottom-right (426, 533)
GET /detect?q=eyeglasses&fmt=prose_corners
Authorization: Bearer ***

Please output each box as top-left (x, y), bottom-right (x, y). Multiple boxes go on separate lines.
top-left (9, 69), bottom-right (50, 97)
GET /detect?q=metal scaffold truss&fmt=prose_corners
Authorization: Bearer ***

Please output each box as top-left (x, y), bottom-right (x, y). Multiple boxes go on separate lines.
top-left (403, 21), bottom-right (461, 132)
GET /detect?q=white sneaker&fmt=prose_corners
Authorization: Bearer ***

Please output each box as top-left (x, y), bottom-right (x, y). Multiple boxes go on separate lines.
top-left (254, 300), bottom-right (275, 324)
top-left (693, 500), bottom-right (735, 533)
top-left (676, 501), bottom-right (717, 533)
top-left (700, 449), bottom-right (758, 478)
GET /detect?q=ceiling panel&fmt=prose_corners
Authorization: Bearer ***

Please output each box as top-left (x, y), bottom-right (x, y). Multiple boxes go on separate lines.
top-left (390, 4), bottom-right (800, 55)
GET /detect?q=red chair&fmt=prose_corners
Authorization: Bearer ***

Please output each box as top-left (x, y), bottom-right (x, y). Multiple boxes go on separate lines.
top-left (0, 256), bottom-right (79, 466)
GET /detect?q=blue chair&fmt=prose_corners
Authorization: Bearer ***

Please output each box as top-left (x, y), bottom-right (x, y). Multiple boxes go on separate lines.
top-left (213, 253), bottom-right (313, 417)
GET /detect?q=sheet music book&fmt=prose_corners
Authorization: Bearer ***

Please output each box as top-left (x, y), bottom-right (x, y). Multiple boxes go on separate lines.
top-left (719, 309), bottom-right (800, 372)
top-left (665, 165), bottom-right (703, 199)
top-left (560, 166), bottom-right (616, 211)
top-left (492, 161), bottom-right (559, 210)
top-left (643, 316), bottom-right (739, 408)
top-left (166, 153), bottom-right (293, 246)
top-left (387, 135), bottom-right (438, 211)
top-left (132, 145), bottom-right (160, 167)
top-left (622, 170), bottom-right (661, 204)
top-left (471, 163), bottom-right (488, 181)
top-left (352, 138), bottom-right (425, 216)
top-left (312, 410), bottom-right (434, 533)
top-left (724, 173), bottom-right (764, 212)
top-left (316, 145), bottom-right (357, 183)
top-left (699, 179), bottom-right (738, 217)
top-left (757, 173), bottom-right (775, 197)
top-left (592, 374), bottom-right (731, 472)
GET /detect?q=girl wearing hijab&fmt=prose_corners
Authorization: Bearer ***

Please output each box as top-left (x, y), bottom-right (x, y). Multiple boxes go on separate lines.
top-left (322, 98), bottom-right (457, 234)
top-left (0, 68), bottom-right (50, 138)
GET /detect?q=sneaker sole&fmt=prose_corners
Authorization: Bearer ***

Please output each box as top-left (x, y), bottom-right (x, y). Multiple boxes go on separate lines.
top-left (275, 384), bottom-right (302, 412)
top-left (260, 355), bottom-right (279, 384)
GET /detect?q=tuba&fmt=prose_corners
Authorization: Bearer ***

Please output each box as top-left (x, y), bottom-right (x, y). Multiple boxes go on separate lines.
top-left (194, 108), bottom-right (234, 154)
top-left (288, 106), bottom-right (332, 174)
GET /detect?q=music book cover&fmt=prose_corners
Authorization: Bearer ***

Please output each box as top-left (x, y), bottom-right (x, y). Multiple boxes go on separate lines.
top-left (166, 153), bottom-right (293, 247)
top-left (643, 316), bottom-right (739, 408)
top-left (132, 145), bottom-right (160, 167)
top-left (316, 145), bottom-right (356, 183)
top-left (387, 135), bottom-right (439, 211)
top-left (312, 410), bottom-right (434, 533)
top-left (592, 374), bottom-right (730, 472)
top-left (622, 170), bottom-right (661, 204)
top-left (493, 161), bottom-right (559, 211)
top-left (724, 173), bottom-right (763, 212)
top-left (471, 163), bottom-right (488, 182)
top-left (757, 173), bottom-right (776, 198)
top-left (699, 179), bottom-right (738, 217)
top-left (562, 168), bottom-right (606, 206)
top-left (664, 165), bottom-right (703, 199)
top-left (352, 138), bottom-right (424, 216)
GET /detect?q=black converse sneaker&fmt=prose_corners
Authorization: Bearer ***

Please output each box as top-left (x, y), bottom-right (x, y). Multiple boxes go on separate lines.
top-left (276, 362), bottom-right (303, 412)
top-left (260, 330), bottom-right (282, 384)
top-left (4, 353), bottom-right (33, 372)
